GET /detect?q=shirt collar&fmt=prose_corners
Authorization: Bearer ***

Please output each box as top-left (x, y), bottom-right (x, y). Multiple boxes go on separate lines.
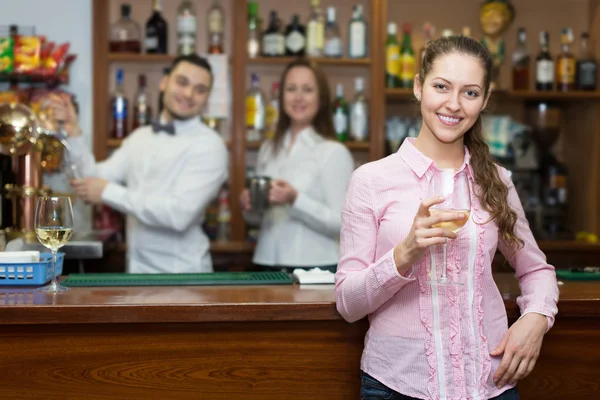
top-left (283, 126), bottom-right (323, 149)
top-left (397, 137), bottom-right (474, 180)
top-left (159, 115), bottom-right (203, 135)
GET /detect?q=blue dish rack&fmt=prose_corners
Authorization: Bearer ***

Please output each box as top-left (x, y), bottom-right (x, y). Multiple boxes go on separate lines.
top-left (0, 252), bottom-right (65, 286)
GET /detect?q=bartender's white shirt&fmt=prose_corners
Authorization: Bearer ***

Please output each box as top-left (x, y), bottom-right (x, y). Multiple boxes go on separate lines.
top-left (68, 118), bottom-right (228, 273)
top-left (246, 127), bottom-right (355, 267)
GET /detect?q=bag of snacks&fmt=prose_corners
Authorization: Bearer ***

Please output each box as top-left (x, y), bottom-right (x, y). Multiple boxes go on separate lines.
top-left (0, 36), bottom-right (13, 73)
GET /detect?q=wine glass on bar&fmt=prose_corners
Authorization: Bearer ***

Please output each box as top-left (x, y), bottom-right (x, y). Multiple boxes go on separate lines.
top-left (426, 169), bottom-right (471, 286)
top-left (34, 196), bottom-right (74, 293)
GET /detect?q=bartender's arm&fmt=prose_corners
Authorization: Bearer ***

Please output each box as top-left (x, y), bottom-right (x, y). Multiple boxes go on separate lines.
top-left (46, 94), bottom-right (129, 183)
top-left (94, 143), bottom-right (228, 232)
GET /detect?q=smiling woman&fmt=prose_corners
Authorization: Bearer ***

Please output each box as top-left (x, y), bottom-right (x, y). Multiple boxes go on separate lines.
top-left (336, 36), bottom-right (559, 400)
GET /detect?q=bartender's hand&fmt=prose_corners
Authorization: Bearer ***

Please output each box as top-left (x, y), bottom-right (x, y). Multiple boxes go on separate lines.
top-left (269, 179), bottom-right (297, 205)
top-left (42, 93), bottom-right (81, 137)
top-left (491, 313), bottom-right (548, 388)
top-left (71, 178), bottom-right (108, 204)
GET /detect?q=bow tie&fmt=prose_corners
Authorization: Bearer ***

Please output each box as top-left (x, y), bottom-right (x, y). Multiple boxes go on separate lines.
top-left (151, 120), bottom-right (175, 135)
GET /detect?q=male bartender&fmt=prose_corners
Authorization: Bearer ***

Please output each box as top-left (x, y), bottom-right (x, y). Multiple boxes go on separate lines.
top-left (46, 54), bottom-right (228, 273)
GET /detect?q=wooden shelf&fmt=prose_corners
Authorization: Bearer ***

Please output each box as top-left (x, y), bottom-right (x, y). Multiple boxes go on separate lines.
top-left (107, 53), bottom-right (175, 63)
top-left (345, 141), bottom-right (370, 150)
top-left (107, 138), bottom-right (123, 148)
top-left (497, 90), bottom-right (600, 101)
top-left (537, 241), bottom-right (600, 252)
top-left (247, 56), bottom-right (371, 66)
top-left (386, 88), bottom-right (600, 102)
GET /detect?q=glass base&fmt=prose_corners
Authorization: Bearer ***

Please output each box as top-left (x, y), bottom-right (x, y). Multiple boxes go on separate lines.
top-left (38, 282), bottom-right (70, 293)
top-left (426, 278), bottom-right (464, 286)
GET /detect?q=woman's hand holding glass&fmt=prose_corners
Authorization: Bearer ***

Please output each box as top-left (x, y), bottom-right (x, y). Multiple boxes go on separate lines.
top-left (394, 196), bottom-right (465, 276)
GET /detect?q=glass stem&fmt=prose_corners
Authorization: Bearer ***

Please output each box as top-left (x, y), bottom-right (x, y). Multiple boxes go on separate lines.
top-left (440, 242), bottom-right (448, 280)
top-left (50, 249), bottom-right (58, 289)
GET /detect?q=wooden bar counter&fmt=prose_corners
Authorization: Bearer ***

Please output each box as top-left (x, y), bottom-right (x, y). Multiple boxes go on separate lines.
top-left (0, 273), bottom-right (598, 399)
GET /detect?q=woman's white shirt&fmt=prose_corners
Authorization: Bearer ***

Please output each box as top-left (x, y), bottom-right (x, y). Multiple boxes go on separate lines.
top-left (246, 127), bottom-right (355, 267)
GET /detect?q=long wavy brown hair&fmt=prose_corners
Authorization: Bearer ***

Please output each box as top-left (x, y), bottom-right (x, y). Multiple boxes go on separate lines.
top-left (420, 36), bottom-right (524, 252)
top-left (271, 58), bottom-right (336, 154)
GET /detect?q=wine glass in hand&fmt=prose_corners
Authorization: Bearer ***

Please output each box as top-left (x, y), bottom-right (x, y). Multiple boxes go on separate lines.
top-left (426, 169), bottom-right (471, 285)
top-left (35, 196), bottom-right (74, 293)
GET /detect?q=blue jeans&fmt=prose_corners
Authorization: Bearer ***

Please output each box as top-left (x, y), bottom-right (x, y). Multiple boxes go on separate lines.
top-left (360, 371), bottom-right (520, 400)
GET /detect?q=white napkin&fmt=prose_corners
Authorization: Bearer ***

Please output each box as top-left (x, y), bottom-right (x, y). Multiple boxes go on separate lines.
top-left (292, 268), bottom-right (335, 285)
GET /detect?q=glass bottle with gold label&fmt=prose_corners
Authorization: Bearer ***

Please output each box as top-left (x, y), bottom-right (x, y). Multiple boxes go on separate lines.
top-left (385, 23), bottom-right (400, 88)
top-left (399, 23), bottom-right (415, 88)
top-left (556, 28), bottom-right (575, 92)
top-left (306, 0), bottom-right (324, 57)
top-left (207, 0), bottom-right (224, 53)
top-left (265, 82), bottom-right (279, 140)
top-left (246, 73), bottom-right (265, 142)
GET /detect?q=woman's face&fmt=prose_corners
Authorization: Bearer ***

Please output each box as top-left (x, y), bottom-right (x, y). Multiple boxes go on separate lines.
top-left (282, 66), bottom-right (320, 128)
top-left (415, 52), bottom-right (489, 145)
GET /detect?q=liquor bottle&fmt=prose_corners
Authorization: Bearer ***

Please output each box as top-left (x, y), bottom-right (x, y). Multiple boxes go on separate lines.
top-left (556, 28), bottom-right (575, 92)
top-left (285, 15), bottom-right (306, 56)
top-left (145, 0), bottom-right (168, 54)
top-left (207, 0), bottom-right (225, 54)
top-left (265, 82), bottom-right (280, 140)
top-left (535, 31), bottom-right (554, 91)
top-left (576, 32), bottom-right (597, 91)
top-left (177, 0), bottom-right (197, 55)
top-left (348, 4), bottom-right (367, 58)
top-left (323, 7), bottom-right (342, 58)
top-left (262, 11), bottom-right (284, 57)
top-left (461, 26), bottom-right (471, 38)
top-left (306, 0), bottom-right (324, 57)
top-left (399, 23), bottom-right (415, 89)
top-left (332, 83), bottom-right (349, 142)
top-left (246, 73), bottom-right (266, 142)
top-left (419, 22), bottom-right (435, 69)
top-left (385, 23), bottom-right (400, 88)
top-left (132, 74), bottom-right (151, 131)
top-left (512, 28), bottom-right (530, 91)
top-left (350, 77), bottom-right (368, 142)
top-left (247, 1), bottom-right (260, 58)
top-left (111, 68), bottom-right (128, 139)
top-left (109, 4), bottom-right (141, 53)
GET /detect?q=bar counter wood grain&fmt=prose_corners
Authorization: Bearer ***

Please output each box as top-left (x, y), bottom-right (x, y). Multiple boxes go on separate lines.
top-left (0, 273), bottom-right (598, 399)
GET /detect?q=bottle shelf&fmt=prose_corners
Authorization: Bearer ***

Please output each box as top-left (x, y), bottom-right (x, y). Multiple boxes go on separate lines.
top-left (107, 53), bottom-right (175, 63)
top-left (385, 88), bottom-right (600, 101)
top-left (247, 56), bottom-right (371, 66)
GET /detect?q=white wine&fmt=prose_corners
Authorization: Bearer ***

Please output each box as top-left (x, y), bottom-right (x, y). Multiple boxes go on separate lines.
top-left (35, 227), bottom-right (73, 250)
top-left (430, 209), bottom-right (470, 233)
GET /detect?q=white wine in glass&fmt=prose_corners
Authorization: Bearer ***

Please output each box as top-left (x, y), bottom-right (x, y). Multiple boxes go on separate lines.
top-left (427, 169), bottom-right (471, 285)
top-left (35, 196), bottom-right (74, 293)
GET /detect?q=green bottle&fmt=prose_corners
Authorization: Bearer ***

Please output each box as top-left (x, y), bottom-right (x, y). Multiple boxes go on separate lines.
top-left (385, 22), bottom-right (401, 88)
top-left (332, 83), bottom-right (349, 142)
top-left (399, 23), bottom-right (415, 88)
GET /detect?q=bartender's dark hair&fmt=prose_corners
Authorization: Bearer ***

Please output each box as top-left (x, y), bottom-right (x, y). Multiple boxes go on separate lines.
top-left (169, 54), bottom-right (213, 85)
top-left (420, 36), bottom-right (523, 252)
top-left (271, 58), bottom-right (336, 155)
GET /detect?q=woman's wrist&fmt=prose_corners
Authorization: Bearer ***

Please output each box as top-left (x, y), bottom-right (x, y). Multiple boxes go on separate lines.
top-left (393, 243), bottom-right (413, 276)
